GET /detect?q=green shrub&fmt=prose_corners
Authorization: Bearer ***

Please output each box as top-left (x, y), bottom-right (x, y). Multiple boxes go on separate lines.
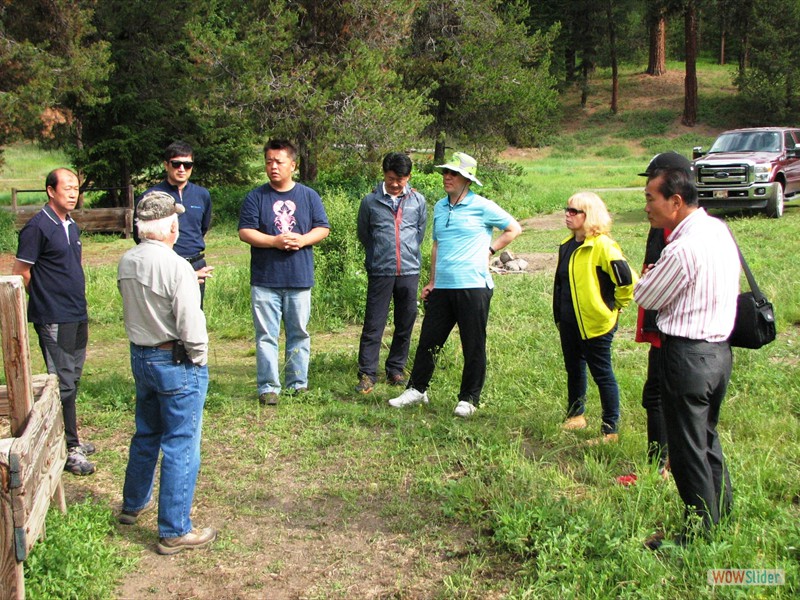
top-left (25, 500), bottom-right (132, 600)
top-left (208, 185), bottom-right (252, 225)
top-left (594, 145), bottom-right (631, 159)
top-left (617, 108), bottom-right (675, 138)
top-left (312, 187), bottom-right (371, 328)
top-left (0, 209), bottom-right (17, 253)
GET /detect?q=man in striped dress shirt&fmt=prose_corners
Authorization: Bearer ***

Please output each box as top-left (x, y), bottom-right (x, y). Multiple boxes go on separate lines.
top-left (634, 152), bottom-right (740, 549)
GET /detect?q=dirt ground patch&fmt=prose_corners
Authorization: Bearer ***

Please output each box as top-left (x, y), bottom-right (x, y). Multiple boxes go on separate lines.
top-left (1, 209), bottom-right (560, 600)
top-left (62, 451), bottom-right (481, 600)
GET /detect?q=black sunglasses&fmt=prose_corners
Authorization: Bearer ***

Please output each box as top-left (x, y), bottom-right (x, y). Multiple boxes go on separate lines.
top-left (564, 207), bottom-right (585, 216)
top-left (441, 168), bottom-right (458, 176)
top-left (169, 160), bottom-right (194, 170)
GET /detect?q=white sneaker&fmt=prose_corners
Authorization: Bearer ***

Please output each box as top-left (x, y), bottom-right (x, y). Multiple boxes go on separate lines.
top-left (453, 401), bottom-right (477, 418)
top-left (388, 387), bottom-right (429, 408)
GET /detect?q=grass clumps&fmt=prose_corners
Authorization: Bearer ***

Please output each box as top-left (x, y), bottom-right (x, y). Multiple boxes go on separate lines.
top-left (24, 500), bottom-right (133, 600)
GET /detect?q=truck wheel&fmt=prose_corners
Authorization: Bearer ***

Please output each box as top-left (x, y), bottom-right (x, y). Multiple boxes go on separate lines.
top-left (766, 182), bottom-right (784, 218)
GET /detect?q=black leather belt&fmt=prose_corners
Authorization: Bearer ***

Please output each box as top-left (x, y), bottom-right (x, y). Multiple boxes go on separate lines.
top-left (184, 253), bottom-right (205, 264)
top-left (132, 341), bottom-right (175, 350)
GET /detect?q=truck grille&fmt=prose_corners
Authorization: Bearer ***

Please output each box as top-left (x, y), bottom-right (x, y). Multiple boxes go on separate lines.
top-left (696, 163), bottom-right (750, 186)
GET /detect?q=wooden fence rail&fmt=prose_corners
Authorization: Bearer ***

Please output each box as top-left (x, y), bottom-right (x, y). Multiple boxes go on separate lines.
top-left (3, 185), bottom-right (135, 238)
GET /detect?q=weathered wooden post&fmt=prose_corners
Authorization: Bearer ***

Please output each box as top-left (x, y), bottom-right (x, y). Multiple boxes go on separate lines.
top-left (0, 278), bottom-right (34, 436)
top-left (124, 184), bottom-right (135, 238)
top-left (0, 276), bottom-right (67, 600)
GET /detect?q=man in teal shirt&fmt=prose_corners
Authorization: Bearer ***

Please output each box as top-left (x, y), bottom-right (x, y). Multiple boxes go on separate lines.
top-left (388, 152), bottom-right (521, 417)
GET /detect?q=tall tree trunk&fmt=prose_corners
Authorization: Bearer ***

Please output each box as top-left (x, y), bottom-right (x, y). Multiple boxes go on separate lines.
top-left (565, 46), bottom-right (577, 83)
top-left (646, 12), bottom-right (667, 76)
top-left (607, 1), bottom-right (619, 114)
top-left (119, 164), bottom-right (131, 209)
top-left (580, 61), bottom-right (589, 108)
top-left (719, 18), bottom-right (727, 65)
top-left (738, 9), bottom-right (750, 75)
top-left (75, 119), bottom-right (86, 208)
top-left (297, 137), bottom-right (318, 183)
top-left (434, 131), bottom-right (446, 165)
top-left (682, 0), bottom-right (698, 126)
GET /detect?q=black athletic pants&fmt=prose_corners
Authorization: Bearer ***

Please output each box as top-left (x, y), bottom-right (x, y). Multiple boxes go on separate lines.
top-left (408, 287), bottom-right (492, 405)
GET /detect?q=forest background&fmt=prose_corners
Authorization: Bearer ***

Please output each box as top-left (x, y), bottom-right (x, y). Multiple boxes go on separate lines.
top-left (1, 1), bottom-right (799, 599)
top-left (2, 0), bottom-right (800, 190)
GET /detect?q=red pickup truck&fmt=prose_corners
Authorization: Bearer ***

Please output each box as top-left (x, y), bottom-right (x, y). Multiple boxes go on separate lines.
top-left (692, 127), bottom-right (800, 218)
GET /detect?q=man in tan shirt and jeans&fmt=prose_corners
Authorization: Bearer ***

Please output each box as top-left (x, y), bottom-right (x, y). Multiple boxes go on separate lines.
top-left (117, 191), bottom-right (216, 555)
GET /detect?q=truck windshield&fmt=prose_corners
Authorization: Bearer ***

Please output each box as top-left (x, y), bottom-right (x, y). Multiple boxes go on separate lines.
top-left (708, 131), bottom-right (781, 153)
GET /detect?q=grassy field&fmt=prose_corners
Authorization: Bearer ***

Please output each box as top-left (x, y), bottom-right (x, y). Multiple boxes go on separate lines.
top-left (2, 60), bottom-right (799, 599)
top-left (0, 143), bottom-right (67, 206)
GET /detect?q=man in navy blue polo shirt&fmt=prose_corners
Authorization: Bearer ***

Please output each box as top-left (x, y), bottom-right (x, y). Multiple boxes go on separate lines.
top-left (139, 141), bottom-right (214, 305)
top-left (238, 139), bottom-right (330, 406)
top-left (12, 168), bottom-right (95, 475)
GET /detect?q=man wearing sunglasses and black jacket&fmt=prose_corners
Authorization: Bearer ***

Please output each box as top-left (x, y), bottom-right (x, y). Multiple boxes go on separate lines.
top-left (137, 140), bottom-right (214, 306)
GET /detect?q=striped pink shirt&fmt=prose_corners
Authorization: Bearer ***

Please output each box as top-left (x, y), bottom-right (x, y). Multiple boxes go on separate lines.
top-left (634, 209), bottom-right (740, 342)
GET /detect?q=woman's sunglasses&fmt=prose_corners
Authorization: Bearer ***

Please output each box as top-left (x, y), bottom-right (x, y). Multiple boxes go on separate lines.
top-left (564, 207), bottom-right (585, 216)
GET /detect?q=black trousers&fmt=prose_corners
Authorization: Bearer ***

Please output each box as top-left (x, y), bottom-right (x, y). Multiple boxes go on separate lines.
top-left (35, 321), bottom-right (88, 449)
top-left (660, 335), bottom-right (733, 530)
top-left (408, 287), bottom-right (492, 405)
top-left (357, 274), bottom-right (419, 380)
top-left (642, 345), bottom-right (668, 468)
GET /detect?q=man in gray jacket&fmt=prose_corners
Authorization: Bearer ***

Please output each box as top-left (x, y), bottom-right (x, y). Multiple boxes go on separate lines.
top-left (355, 153), bottom-right (427, 393)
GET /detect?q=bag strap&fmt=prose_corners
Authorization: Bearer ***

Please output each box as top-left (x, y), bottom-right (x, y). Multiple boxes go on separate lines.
top-left (730, 232), bottom-right (766, 302)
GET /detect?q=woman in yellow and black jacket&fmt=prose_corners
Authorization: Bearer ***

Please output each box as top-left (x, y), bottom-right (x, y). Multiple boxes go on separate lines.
top-left (553, 192), bottom-right (637, 443)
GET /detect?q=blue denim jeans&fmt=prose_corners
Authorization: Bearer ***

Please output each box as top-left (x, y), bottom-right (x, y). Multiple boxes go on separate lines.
top-left (251, 286), bottom-right (311, 394)
top-left (558, 320), bottom-right (620, 434)
top-left (122, 344), bottom-right (208, 538)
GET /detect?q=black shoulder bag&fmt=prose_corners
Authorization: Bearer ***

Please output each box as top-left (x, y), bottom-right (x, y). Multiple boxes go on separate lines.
top-left (728, 244), bottom-right (776, 349)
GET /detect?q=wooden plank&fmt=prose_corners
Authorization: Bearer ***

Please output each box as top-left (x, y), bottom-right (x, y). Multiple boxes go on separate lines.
top-left (0, 278), bottom-right (34, 437)
top-left (3, 206), bottom-right (133, 235)
top-left (0, 476), bottom-right (25, 600)
top-left (8, 377), bottom-right (60, 499)
top-left (0, 375), bottom-right (50, 418)
top-left (8, 380), bottom-right (65, 560)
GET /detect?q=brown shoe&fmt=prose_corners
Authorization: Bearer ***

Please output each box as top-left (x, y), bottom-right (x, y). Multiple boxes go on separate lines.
top-left (118, 498), bottom-right (156, 525)
top-left (354, 374), bottom-right (375, 394)
top-left (157, 527), bottom-right (217, 555)
top-left (387, 373), bottom-right (408, 387)
top-left (259, 392), bottom-right (279, 406)
top-left (562, 415), bottom-right (587, 431)
top-left (586, 433), bottom-right (619, 446)
top-left (643, 531), bottom-right (666, 551)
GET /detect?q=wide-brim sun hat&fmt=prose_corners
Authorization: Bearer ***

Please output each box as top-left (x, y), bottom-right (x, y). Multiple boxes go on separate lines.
top-left (435, 152), bottom-right (483, 186)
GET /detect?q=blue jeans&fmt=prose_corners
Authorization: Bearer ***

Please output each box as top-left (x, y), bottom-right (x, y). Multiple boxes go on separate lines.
top-left (122, 344), bottom-right (208, 539)
top-left (558, 320), bottom-right (620, 434)
top-left (251, 286), bottom-right (311, 394)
